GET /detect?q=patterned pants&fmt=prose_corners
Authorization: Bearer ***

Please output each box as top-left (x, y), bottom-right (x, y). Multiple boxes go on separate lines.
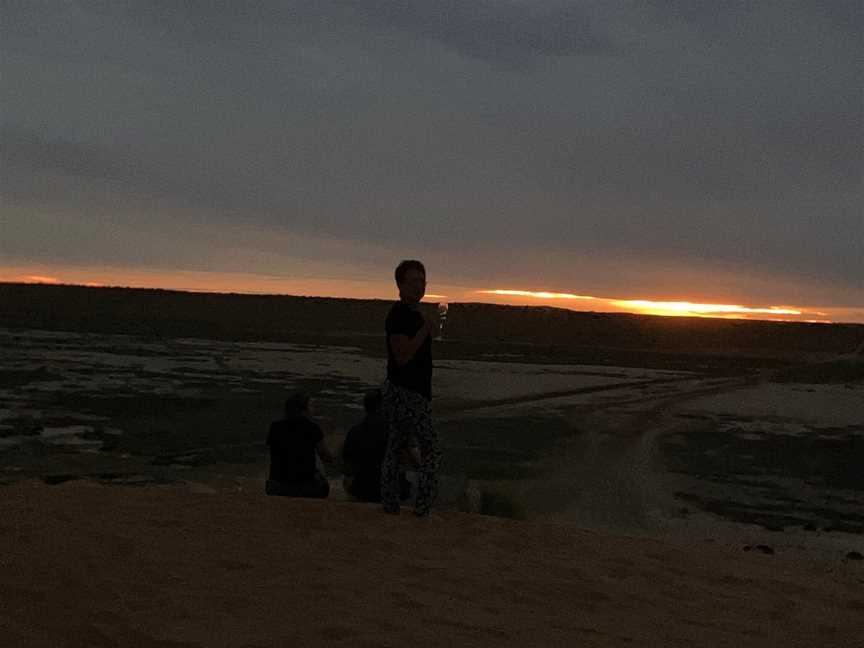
top-left (380, 380), bottom-right (441, 515)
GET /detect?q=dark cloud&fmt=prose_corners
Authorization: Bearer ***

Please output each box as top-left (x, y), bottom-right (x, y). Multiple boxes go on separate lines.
top-left (646, 0), bottom-right (862, 36)
top-left (348, 1), bottom-right (611, 62)
top-left (65, 1), bottom-right (612, 64)
top-left (0, 128), bottom-right (236, 209)
top-left (1, 1), bottom-right (861, 306)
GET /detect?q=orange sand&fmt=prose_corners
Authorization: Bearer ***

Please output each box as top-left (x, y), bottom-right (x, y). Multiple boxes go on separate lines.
top-left (1, 479), bottom-right (862, 647)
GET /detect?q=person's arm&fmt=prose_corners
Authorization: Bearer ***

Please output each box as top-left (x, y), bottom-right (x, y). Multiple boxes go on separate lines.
top-left (389, 317), bottom-right (434, 367)
top-left (340, 428), bottom-right (356, 475)
top-left (316, 437), bottom-right (336, 465)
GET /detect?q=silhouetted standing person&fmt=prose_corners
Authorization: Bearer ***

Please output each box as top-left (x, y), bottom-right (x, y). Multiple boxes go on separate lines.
top-left (380, 260), bottom-right (441, 516)
top-left (265, 391), bottom-right (334, 498)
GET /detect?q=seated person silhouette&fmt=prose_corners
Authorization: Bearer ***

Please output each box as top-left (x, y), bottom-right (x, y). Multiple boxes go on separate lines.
top-left (342, 389), bottom-right (416, 502)
top-left (265, 391), bottom-right (334, 498)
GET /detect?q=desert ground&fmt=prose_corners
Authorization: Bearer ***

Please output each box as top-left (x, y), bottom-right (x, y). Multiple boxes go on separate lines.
top-left (1, 286), bottom-right (863, 645)
top-left (3, 478), bottom-right (862, 648)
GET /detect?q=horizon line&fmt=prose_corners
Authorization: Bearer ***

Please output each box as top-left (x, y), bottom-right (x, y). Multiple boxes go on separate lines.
top-left (4, 279), bottom-right (862, 327)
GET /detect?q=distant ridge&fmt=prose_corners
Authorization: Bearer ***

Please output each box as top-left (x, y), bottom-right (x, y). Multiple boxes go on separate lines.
top-left (2, 282), bottom-right (862, 355)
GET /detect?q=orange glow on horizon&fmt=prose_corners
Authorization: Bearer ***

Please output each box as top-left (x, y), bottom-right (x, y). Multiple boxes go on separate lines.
top-left (0, 266), bottom-right (424, 302)
top-left (479, 289), bottom-right (596, 300)
top-left (608, 299), bottom-right (801, 318)
top-left (474, 288), bottom-right (858, 323)
top-left (0, 264), bottom-right (861, 323)
top-left (22, 275), bottom-right (60, 284)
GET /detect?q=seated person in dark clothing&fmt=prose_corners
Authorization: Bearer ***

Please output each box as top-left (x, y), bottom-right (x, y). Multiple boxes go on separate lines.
top-left (266, 391), bottom-right (335, 498)
top-left (341, 389), bottom-right (417, 502)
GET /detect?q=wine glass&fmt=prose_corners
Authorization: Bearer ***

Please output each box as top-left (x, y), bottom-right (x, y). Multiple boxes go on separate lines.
top-left (436, 302), bottom-right (449, 341)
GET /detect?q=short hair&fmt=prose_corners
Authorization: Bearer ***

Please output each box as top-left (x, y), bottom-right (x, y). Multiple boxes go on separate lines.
top-left (284, 390), bottom-right (310, 417)
top-left (394, 259), bottom-right (426, 284)
top-left (363, 388), bottom-right (383, 414)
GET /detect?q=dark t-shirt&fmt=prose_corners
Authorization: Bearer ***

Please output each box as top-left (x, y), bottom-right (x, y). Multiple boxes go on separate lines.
top-left (385, 301), bottom-right (433, 399)
top-left (342, 414), bottom-right (388, 499)
top-left (267, 416), bottom-right (324, 483)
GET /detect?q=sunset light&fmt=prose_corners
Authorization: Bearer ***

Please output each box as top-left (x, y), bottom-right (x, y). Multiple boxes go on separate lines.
top-left (473, 288), bottom-right (855, 323)
top-left (479, 289), bottom-right (596, 300)
top-left (608, 300), bottom-right (802, 318)
top-left (23, 275), bottom-right (60, 284)
top-left (1, 265), bottom-right (860, 323)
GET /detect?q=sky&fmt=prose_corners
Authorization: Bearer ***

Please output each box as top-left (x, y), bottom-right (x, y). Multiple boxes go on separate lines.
top-left (1, 1), bottom-right (862, 322)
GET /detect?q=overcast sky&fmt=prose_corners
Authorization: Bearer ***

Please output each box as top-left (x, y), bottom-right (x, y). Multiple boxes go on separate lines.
top-left (1, 1), bottom-right (862, 314)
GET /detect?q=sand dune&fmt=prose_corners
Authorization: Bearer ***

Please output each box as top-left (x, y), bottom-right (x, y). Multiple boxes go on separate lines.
top-left (2, 479), bottom-right (861, 647)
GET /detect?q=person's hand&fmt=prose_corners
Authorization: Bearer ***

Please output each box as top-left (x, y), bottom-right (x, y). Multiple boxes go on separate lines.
top-left (317, 438), bottom-right (336, 465)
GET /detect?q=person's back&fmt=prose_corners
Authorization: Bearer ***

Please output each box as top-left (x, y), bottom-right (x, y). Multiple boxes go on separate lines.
top-left (266, 391), bottom-right (333, 498)
top-left (342, 389), bottom-right (413, 502)
top-left (267, 416), bottom-right (321, 482)
top-left (342, 413), bottom-right (388, 501)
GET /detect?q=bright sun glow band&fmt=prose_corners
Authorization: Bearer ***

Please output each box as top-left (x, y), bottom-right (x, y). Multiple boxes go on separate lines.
top-left (477, 290), bottom-right (815, 320)
top-left (608, 300), bottom-right (801, 316)
top-left (479, 289), bottom-right (596, 300)
top-left (2, 269), bottom-right (854, 322)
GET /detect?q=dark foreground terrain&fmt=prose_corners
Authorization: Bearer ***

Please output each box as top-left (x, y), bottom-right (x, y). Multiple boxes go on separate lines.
top-left (1, 283), bottom-right (862, 553)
